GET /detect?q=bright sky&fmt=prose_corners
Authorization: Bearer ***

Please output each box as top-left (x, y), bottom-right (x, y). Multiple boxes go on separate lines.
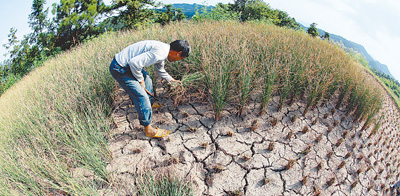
top-left (1, 0), bottom-right (400, 81)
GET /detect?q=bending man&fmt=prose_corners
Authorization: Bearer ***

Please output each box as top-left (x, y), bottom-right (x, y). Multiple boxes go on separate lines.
top-left (110, 40), bottom-right (190, 138)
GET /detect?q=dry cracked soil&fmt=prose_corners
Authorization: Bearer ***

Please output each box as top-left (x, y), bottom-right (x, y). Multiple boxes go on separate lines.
top-left (102, 82), bottom-right (400, 196)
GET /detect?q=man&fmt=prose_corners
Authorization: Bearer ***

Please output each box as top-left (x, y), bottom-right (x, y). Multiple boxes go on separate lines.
top-left (110, 40), bottom-right (190, 138)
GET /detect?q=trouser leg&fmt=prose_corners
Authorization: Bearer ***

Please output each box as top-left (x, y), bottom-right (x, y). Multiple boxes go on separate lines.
top-left (109, 59), bottom-right (153, 126)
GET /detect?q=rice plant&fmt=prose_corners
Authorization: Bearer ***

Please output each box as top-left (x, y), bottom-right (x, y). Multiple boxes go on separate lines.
top-left (235, 41), bottom-right (258, 117)
top-left (135, 170), bottom-right (195, 196)
top-left (258, 52), bottom-right (279, 115)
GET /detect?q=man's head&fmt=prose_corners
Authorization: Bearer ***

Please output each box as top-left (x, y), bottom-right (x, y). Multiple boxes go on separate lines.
top-left (168, 40), bottom-right (191, 62)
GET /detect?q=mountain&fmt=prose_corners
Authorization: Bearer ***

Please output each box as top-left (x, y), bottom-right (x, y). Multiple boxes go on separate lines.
top-left (166, 3), bottom-right (214, 18)
top-left (300, 24), bottom-right (395, 79)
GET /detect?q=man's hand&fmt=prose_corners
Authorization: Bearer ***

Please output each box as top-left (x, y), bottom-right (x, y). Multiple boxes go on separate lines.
top-left (170, 78), bottom-right (182, 85)
top-left (140, 80), bottom-right (154, 96)
top-left (139, 80), bottom-right (146, 89)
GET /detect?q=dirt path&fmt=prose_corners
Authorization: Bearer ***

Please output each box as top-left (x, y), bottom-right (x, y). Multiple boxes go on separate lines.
top-left (103, 83), bottom-right (400, 196)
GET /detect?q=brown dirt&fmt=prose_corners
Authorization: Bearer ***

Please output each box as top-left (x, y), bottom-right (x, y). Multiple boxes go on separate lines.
top-left (101, 81), bottom-right (400, 196)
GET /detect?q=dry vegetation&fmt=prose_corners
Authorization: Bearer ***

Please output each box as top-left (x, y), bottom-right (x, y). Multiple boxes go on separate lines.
top-left (164, 21), bottom-right (382, 124)
top-left (0, 20), bottom-right (385, 194)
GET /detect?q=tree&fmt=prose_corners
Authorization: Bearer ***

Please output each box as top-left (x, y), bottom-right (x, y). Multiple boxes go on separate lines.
top-left (322, 32), bottom-right (330, 40)
top-left (3, 28), bottom-right (19, 59)
top-left (155, 4), bottom-right (186, 26)
top-left (307, 23), bottom-right (319, 37)
top-left (8, 36), bottom-right (38, 75)
top-left (109, 0), bottom-right (158, 29)
top-left (2, 29), bottom-right (37, 77)
top-left (228, 0), bottom-right (299, 29)
top-left (275, 10), bottom-right (299, 29)
top-left (241, 0), bottom-right (273, 21)
top-left (28, 0), bottom-right (49, 48)
top-left (53, 0), bottom-right (107, 50)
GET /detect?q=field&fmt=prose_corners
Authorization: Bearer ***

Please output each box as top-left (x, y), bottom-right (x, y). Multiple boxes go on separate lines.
top-left (0, 20), bottom-right (388, 195)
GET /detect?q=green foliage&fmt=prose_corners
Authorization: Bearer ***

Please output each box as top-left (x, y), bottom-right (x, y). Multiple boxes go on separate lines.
top-left (2, 28), bottom-right (19, 61)
top-left (192, 3), bottom-right (240, 21)
top-left (322, 32), bottom-right (330, 40)
top-left (53, 0), bottom-right (107, 50)
top-left (167, 3), bottom-right (213, 18)
top-left (230, 0), bottom-right (299, 29)
top-left (28, 0), bottom-right (49, 47)
top-left (1, 27), bottom-right (47, 92)
top-left (0, 73), bottom-right (21, 93)
top-left (259, 61), bottom-right (278, 115)
top-left (241, 0), bottom-right (299, 29)
top-left (169, 20), bottom-right (382, 121)
top-left (240, 0), bottom-right (275, 21)
top-left (108, 0), bottom-right (158, 29)
top-left (193, 0), bottom-right (299, 29)
top-left (155, 4), bottom-right (186, 25)
top-left (307, 23), bottom-right (319, 37)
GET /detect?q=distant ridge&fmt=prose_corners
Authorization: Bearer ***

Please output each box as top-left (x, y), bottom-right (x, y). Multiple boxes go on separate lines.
top-left (166, 3), bottom-right (214, 18)
top-left (300, 24), bottom-right (395, 79)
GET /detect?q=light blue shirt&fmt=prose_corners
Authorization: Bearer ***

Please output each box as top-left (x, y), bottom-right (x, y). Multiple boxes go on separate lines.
top-left (115, 40), bottom-right (173, 82)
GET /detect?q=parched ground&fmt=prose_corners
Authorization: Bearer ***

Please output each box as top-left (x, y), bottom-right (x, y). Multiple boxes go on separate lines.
top-left (103, 82), bottom-right (400, 196)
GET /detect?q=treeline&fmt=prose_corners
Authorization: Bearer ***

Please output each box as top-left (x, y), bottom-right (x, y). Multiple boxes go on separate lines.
top-left (192, 0), bottom-right (299, 29)
top-left (0, 0), bottom-right (299, 95)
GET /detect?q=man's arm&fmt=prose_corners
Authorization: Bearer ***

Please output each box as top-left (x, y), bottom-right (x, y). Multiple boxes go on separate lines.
top-left (154, 62), bottom-right (182, 84)
top-left (154, 61), bottom-right (173, 82)
top-left (128, 51), bottom-right (158, 82)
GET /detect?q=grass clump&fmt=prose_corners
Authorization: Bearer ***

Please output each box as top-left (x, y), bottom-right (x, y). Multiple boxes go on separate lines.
top-left (327, 178), bottom-right (336, 187)
top-left (259, 61), bottom-right (278, 115)
top-left (268, 142), bottom-right (275, 152)
top-left (286, 159), bottom-right (297, 170)
top-left (135, 170), bottom-right (195, 196)
top-left (262, 178), bottom-right (271, 185)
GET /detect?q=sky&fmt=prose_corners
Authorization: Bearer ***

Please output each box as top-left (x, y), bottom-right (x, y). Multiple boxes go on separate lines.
top-left (1, 0), bottom-right (400, 81)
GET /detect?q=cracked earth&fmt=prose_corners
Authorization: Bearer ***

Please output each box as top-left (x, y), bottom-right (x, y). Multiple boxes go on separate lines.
top-left (103, 81), bottom-right (400, 196)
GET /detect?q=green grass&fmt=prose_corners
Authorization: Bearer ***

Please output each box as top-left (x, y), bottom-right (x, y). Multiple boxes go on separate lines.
top-left (135, 170), bottom-right (195, 196)
top-left (0, 20), bottom-right (385, 194)
top-left (0, 32), bottom-right (118, 195)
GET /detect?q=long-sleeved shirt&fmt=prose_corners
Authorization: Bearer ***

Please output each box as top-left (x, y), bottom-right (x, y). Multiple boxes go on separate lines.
top-left (114, 40), bottom-right (173, 82)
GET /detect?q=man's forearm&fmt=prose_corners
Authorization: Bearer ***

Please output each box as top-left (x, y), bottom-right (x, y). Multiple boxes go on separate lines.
top-left (140, 80), bottom-right (154, 96)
